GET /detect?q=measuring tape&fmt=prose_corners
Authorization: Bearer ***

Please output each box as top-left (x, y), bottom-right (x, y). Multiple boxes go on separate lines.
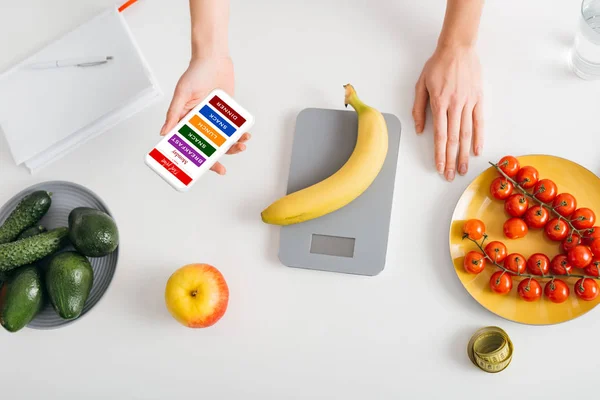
top-left (467, 327), bottom-right (513, 373)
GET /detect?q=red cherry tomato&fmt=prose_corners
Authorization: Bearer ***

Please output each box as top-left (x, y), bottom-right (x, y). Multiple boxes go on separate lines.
top-left (516, 166), bottom-right (539, 189)
top-left (567, 245), bottom-right (593, 268)
top-left (590, 238), bottom-right (600, 256)
top-left (504, 253), bottom-right (526, 275)
top-left (518, 278), bottom-right (542, 302)
top-left (533, 179), bottom-right (558, 203)
top-left (545, 280), bottom-right (570, 303)
top-left (523, 206), bottom-right (549, 229)
top-left (584, 258), bottom-right (600, 277)
top-left (582, 226), bottom-right (600, 245)
top-left (504, 218), bottom-right (528, 239)
top-left (571, 208), bottom-right (596, 230)
top-left (505, 194), bottom-right (529, 217)
top-left (464, 251), bottom-right (486, 274)
top-left (545, 218), bottom-right (569, 241)
top-left (552, 193), bottom-right (577, 218)
top-left (484, 241), bottom-right (508, 263)
top-left (562, 234), bottom-right (581, 253)
top-left (527, 253), bottom-right (550, 275)
top-left (490, 271), bottom-right (512, 294)
top-left (490, 177), bottom-right (514, 200)
top-left (550, 254), bottom-right (572, 275)
top-left (575, 278), bottom-right (599, 301)
top-left (463, 219), bottom-right (486, 240)
top-left (498, 156), bottom-right (520, 178)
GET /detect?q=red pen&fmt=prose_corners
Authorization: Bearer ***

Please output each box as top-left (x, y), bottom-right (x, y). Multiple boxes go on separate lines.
top-left (118, 0), bottom-right (138, 12)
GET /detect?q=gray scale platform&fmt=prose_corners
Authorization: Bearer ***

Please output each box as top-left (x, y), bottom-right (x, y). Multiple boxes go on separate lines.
top-left (279, 108), bottom-right (401, 276)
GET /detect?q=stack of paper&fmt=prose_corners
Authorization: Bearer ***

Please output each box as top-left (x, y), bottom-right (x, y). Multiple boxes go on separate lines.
top-left (0, 7), bottom-right (161, 173)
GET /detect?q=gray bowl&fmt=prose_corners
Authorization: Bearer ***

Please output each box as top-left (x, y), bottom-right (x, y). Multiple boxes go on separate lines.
top-left (0, 181), bottom-right (118, 329)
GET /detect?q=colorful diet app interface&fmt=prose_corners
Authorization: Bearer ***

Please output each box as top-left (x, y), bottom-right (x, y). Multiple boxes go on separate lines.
top-left (147, 90), bottom-right (253, 191)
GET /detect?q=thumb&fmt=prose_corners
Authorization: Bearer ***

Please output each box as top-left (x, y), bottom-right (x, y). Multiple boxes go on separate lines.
top-left (412, 75), bottom-right (429, 134)
top-left (160, 89), bottom-right (187, 136)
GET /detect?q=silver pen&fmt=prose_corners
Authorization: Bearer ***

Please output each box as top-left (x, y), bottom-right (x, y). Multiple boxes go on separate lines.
top-left (27, 56), bottom-right (114, 69)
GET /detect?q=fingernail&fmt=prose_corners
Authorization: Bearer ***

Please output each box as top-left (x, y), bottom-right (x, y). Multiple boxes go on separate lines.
top-left (415, 124), bottom-right (423, 134)
top-left (446, 170), bottom-right (455, 181)
top-left (160, 124), bottom-right (166, 136)
top-left (459, 164), bottom-right (467, 175)
top-left (436, 163), bottom-right (444, 174)
top-left (239, 144), bottom-right (246, 151)
top-left (475, 146), bottom-right (482, 156)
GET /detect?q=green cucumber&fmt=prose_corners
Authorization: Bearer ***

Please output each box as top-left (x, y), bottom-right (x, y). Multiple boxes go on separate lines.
top-left (0, 191), bottom-right (52, 244)
top-left (0, 227), bottom-right (69, 272)
top-left (17, 225), bottom-right (47, 240)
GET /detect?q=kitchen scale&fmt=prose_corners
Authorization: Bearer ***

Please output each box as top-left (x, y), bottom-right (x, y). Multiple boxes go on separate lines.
top-left (278, 108), bottom-right (401, 276)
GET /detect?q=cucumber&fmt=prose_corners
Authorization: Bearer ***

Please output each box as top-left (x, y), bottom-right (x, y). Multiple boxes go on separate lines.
top-left (0, 227), bottom-right (69, 272)
top-left (0, 191), bottom-right (52, 244)
top-left (17, 225), bottom-right (47, 240)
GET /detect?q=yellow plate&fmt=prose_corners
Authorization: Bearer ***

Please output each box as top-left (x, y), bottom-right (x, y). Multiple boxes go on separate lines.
top-left (450, 155), bottom-right (600, 325)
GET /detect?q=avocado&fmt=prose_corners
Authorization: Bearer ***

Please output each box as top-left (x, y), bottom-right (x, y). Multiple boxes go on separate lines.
top-left (46, 251), bottom-right (93, 320)
top-left (0, 191), bottom-right (52, 244)
top-left (0, 265), bottom-right (44, 332)
top-left (68, 207), bottom-right (119, 257)
top-left (0, 227), bottom-right (70, 272)
top-left (17, 225), bottom-right (47, 240)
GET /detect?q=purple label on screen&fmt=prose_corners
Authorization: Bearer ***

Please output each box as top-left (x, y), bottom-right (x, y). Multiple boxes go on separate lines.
top-left (168, 134), bottom-right (206, 167)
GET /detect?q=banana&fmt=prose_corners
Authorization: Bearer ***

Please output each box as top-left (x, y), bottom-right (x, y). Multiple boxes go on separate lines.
top-left (261, 84), bottom-right (389, 226)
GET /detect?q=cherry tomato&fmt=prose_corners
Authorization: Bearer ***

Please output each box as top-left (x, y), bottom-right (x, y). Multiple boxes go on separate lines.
top-left (463, 219), bottom-right (486, 240)
top-left (485, 241), bottom-right (508, 263)
top-left (545, 218), bottom-right (569, 241)
top-left (533, 179), bottom-right (558, 203)
top-left (527, 253), bottom-right (550, 275)
top-left (584, 258), bottom-right (600, 277)
top-left (504, 253), bottom-right (526, 275)
top-left (464, 251), bottom-right (486, 274)
top-left (490, 177), bottom-right (514, 200)
top-left (498, 155), bottom-right (520, 178)
top-left (504, 218), bottom-right (528, 239)
top-left (571, 208), bottom-right (596, 230)
top-left (545, 280), bottom-right (570, 303)
top-left (567, 245), bottom-right (593, 268)
top-left (516, 166), bottom-right (539, 189)
top-left (505, 194), bottom-right (529, 217)
top-left (518, 278), bottom-right (542, 302)
top-left (590, 238), bottom-right (600, 256)
top-left (575, 278), bottom-right (599, 301)
top-left (490, 271), bottom-right (513, 294)
top-left (524, 206), bottom-right (549, 229)
top-left (550, 254), bottom-right (572, 275)
top-left (562, 234), bottom-right (581, 253)
top-left (582, 226), bottom-right (600, 245)
top-left (552, 193), bottom-right (577, 218)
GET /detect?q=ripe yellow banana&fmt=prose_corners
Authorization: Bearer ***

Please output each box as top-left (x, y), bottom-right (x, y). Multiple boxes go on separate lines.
top-left (261, 84), bottom-right (389, 225)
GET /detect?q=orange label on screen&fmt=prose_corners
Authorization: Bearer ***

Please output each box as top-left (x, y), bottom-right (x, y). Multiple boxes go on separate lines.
top-left (189, 115), bottom-right (226, 147)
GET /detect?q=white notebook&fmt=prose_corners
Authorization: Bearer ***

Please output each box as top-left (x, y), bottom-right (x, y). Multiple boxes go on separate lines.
top-left (0, 6), bottom-right (161, 173)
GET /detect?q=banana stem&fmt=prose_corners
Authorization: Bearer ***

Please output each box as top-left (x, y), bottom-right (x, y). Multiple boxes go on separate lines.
top-left (344, 84), bottom-right (368, 113)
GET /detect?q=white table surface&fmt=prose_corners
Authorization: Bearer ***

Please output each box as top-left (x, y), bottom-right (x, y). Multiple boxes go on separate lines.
top-left (1, 0), bottom-right (599, 398)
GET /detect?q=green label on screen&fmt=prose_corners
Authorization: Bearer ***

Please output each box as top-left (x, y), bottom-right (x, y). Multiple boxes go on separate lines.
top-left (178, 124), bottom-right (216, 157)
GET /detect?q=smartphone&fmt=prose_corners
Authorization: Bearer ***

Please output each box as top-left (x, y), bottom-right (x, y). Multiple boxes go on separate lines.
top-left (145, 89), bottom-right (255, 192)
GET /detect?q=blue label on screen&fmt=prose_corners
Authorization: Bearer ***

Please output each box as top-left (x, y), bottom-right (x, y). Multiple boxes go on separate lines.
top-left (199, 105), bottom-right (235, 137)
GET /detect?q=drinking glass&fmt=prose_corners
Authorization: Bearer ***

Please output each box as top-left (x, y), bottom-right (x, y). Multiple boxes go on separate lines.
top-left (570, 0), bottom-right (600, 79)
